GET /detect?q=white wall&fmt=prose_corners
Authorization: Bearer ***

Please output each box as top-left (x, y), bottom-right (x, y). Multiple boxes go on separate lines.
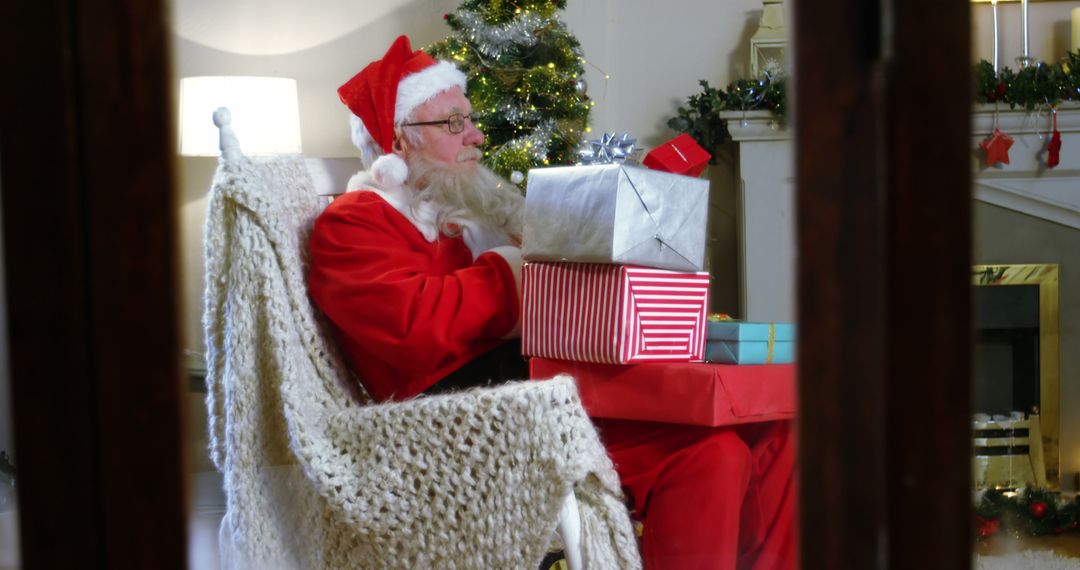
top-left (561, 0), bottom-right (764, 148)
top-left (971, 1), bottom-right (1080, 67)
top-left (173, 0), bottom-right (764, 157)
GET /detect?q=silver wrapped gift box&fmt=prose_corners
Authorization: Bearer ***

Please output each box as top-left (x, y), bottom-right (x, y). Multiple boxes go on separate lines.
top-left (523, 164), bottom-right (709, 272)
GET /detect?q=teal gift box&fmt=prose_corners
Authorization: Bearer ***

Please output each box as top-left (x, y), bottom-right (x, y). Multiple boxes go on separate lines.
top-left (705, 321), bottom-right (795, 364)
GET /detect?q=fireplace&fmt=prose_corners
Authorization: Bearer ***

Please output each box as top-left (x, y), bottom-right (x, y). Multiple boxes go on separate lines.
top-left (972, 264), bottom-right (1060, 488)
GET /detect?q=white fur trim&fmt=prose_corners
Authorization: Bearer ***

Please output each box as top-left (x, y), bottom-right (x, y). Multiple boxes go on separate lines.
top-left (395, 61), bottom-right (467, 124)
top-left (344, 170), bottom-right (374, 193)
top-left (484, 245), bottom-right (523, 339)
top-left (364, 184), bottom-right (440, 242)
top-left (371, 153), bottom-right (408, 188)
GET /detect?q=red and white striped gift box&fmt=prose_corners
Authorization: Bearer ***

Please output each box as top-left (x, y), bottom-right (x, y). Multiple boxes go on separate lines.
top-left (522, 262), bottom-right (710, 363)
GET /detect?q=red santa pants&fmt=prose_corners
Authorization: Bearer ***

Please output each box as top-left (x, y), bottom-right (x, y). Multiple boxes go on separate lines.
top-left (593, 419), bottom-right (797, 570)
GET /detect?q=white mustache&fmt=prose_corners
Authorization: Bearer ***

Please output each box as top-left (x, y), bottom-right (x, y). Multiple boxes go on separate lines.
top-left (457, 147), bottom-right (482, 163)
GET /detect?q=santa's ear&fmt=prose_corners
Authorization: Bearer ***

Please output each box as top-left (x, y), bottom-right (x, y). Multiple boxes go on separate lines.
top-left (392, 131), bottom-right (408, 153)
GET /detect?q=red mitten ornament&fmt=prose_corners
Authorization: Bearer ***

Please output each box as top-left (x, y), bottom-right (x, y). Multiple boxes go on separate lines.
top-left (981, 128), bottom-right (1014, 167)
top-left (1047, 111), bottom-right (1062, 169)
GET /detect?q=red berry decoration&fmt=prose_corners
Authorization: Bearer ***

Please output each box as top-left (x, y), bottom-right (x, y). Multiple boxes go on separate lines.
top-left (977, 516), bottom-right (1002, 538)
top-left (1030, 501), bottom-right (1048, 519)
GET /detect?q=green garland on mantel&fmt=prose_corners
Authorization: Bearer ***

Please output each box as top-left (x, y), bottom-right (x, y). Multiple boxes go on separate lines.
top-left (976, 51), bottom-right (1080, 110)
top-left (667, 74), bottom-right (786, 163)
top-left (976, 488), bottom-right (1080, 539)
top-left (669, 50), bottom-right (1080, 158)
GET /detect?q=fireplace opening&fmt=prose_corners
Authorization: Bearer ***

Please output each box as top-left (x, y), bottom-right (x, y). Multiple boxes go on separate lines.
top-left (974, 284), bottom-right (1039, 417)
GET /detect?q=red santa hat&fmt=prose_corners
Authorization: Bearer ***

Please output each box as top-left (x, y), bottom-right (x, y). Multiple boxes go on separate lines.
top-left (338, 35), bottom-right (467, 187)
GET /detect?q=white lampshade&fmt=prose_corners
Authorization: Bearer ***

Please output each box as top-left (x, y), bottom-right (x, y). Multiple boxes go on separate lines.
top-left (179, 76), bottom-right (302, 156)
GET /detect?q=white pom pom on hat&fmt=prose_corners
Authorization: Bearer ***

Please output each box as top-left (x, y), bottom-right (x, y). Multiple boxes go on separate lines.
top-left (370, 153), bottom-right (408, 188)
top-left (338, 35), bottom-right (467, 185)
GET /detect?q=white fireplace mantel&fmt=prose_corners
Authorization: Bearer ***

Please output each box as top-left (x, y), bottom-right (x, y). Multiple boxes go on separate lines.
top-left (720, 103), bottom-right (1080, 323)
top-left (972, 103), bottom-right (1080, 230)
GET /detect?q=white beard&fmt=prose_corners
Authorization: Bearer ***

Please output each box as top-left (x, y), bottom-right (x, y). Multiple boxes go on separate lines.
top-left (407, 155), bottom-right (523, 249)
top-left (351, 155), bottom-right (524, 259)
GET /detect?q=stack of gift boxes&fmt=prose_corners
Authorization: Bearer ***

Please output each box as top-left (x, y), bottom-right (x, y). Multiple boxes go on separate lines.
top-left (521, 134), bottom-right (797, 426)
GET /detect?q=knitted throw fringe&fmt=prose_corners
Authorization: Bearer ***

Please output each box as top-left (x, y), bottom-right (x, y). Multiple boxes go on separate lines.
top-left (203, 154), bottom-right (641, 569)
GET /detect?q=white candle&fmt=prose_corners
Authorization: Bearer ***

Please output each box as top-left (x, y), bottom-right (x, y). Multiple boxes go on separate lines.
top-left (1022, 0), bottom-right (1029, 58)
top-left (992, 0), bottom-right (1000, 72)
top-left (1072, 7), bottom-right (1080, 53)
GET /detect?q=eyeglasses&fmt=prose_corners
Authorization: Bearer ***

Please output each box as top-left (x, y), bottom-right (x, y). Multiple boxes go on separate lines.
top-left (401, 113), bottom-right (472, 134)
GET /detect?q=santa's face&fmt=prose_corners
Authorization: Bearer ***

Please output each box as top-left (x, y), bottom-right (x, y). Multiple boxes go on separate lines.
top-left (403, 86), bottom-right (484, 171)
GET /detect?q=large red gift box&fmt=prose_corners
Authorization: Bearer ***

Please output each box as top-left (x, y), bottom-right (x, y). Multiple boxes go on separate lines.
top-left (530, 358), bottom-right (796, 426)
top-left (522, 262), bottom-right (710, 364)
top-left (641, 133), bottom-right (712, 177)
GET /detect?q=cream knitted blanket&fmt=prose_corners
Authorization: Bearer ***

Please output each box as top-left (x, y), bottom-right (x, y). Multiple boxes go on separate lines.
top-left (203, 154), bottom-right (641, 569)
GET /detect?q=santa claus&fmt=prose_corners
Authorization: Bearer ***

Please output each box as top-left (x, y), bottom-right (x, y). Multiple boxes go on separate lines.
top-left (308, 35), bottom-right (796, 570)
top-left (309, 35), bottom-right (528, 402)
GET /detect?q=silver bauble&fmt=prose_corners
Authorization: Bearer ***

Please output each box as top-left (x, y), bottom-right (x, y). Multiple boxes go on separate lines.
top-left (575, 77), bottom-right (588, 95)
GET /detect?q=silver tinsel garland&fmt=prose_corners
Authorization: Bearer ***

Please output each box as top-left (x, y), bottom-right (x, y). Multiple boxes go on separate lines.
top-left (500, 104), bottom-right (544, 124)
top-left (455, 10), bottom-right (546, 59)
top-left (493, 118), bottom-right (557, 162)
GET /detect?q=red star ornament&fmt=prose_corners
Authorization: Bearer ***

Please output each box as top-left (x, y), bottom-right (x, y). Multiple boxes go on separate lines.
top-left (980, 128), bottom-right (1014, 167)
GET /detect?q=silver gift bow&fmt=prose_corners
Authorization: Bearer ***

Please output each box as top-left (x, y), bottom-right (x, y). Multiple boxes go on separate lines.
top-left (576, 132), bottom-right (641, 165)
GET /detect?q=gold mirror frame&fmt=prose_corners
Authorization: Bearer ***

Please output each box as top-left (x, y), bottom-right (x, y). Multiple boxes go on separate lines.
top-left (972, 263), bottom-right (1060, 488)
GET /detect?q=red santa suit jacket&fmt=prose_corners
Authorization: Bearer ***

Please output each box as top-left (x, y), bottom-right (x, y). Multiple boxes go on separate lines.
top-left (307, 188), bottom-right (521, 402)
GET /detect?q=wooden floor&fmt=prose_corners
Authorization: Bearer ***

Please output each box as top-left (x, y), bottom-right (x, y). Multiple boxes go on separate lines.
top-left (974, 533), bottom-right (1080, 559)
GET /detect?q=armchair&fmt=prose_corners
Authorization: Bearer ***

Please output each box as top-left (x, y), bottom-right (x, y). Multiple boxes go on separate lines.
top-left (201, 109), bottom-right (640, 569)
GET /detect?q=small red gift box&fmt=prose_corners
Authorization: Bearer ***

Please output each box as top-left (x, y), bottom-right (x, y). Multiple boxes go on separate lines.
top-left (641, 133), bottom-right (711, 177)
top-left (530, 358), bottom-right (796, 426)
top-left (522, 262), bottom-right (710, 364)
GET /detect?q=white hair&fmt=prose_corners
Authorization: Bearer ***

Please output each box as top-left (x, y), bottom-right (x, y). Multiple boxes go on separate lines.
top-left (348, 113), bottom-right (384, 171)
top-left (349, 106), bottom-right (426, 170)
top-left (397, 106), bottom-right (426, 150)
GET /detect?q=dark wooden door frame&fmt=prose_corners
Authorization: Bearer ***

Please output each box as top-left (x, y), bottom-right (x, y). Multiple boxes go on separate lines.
top-left (796, 1), bottom-right (973, 568)
top-left (0, 0), bottom-right (187, 568)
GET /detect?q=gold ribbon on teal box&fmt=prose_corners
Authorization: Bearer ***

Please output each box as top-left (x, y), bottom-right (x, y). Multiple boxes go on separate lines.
top-left (767, 323), bottom-right (775, 364)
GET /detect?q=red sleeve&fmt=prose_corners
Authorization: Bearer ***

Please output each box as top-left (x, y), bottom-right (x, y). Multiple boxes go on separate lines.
top-left (307, 193), bottom-right (520, 393)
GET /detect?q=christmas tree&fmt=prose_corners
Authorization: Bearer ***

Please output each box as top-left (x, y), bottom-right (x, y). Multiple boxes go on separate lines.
top-left (427, 0), bottom-right (592, 184)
